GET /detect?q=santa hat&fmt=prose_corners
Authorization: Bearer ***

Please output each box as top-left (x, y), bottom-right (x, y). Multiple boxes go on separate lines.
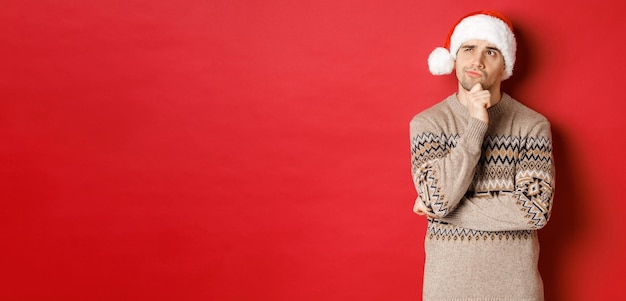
top-left (427, 10), bottom-right (517, 80)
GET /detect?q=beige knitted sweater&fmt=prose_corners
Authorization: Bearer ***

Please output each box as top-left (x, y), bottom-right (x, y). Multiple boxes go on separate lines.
top-left (409, 93), bottom-right (555, 301)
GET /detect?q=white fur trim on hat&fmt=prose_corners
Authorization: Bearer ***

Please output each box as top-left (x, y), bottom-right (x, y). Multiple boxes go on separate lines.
top-left (428, 13), bottom-right (517, 80)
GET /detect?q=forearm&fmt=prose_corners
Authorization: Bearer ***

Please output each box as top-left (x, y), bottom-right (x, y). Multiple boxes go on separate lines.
top-left (438, 190), bottom-right (553, 231)
top-left (411, 118), bottom-right (488, 217)
top-left (438, 122), bottom-right (555, 231)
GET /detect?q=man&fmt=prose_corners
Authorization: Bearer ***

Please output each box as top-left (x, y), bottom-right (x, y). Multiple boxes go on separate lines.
top-left (410, 10), bottom-right (555, 300)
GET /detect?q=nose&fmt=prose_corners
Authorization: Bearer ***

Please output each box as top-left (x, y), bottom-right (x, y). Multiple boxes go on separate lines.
top-left (470, 52), bottom-right (485, 69)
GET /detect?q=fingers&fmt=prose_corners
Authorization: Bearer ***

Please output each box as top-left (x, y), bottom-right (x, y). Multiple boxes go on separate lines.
top-left (413, 199), bottom-right (430, 216)
top-left (468, 83), bottom-right (491, 110)
top-left (413, 200), bottom-right (423, 215)
top-left (468, 85), bottom-right (490, 106)
top-left (466, 85), bottom-right (490, 123)
top-left (470, 82), bottom-right (482, 93)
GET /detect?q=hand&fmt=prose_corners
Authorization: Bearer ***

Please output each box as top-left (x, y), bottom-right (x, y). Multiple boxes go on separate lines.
top-left (467, 83), bottom-right (491, 123)
top-left (413, 197), bottom-right (434, 218)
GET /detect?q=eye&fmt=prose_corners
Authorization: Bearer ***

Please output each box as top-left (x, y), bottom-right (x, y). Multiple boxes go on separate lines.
top-left (486, 50), bottom-right (497, 56)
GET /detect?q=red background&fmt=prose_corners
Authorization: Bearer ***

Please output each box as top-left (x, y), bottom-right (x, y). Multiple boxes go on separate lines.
top-left (1, 1), bottom-right (625, 300)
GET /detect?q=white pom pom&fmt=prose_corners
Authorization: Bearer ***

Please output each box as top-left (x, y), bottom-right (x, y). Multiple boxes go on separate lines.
top-left (428, 47), bottom-right (454, 75)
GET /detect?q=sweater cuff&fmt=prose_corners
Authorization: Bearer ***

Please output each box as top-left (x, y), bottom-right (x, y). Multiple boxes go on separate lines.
top-left (463, 117), bottom-right (488, 151)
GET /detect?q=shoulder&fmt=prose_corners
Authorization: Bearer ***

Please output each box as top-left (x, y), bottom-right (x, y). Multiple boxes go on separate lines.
top-left (409, 95), bottom-right (458, 131)
top-left (506, 94), bottom-right (550, 125)
top-left (503, 94), bottom-right (552, 137)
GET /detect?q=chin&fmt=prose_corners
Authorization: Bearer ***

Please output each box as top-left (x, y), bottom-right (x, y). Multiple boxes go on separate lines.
top-left (459, 79), bottom-right (483, 91)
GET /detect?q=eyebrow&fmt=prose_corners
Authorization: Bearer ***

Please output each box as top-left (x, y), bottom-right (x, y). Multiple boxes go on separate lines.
top-left (460, 45), bottom-right (501, 53)
top-left (486, 47), bottom-right (501, 53)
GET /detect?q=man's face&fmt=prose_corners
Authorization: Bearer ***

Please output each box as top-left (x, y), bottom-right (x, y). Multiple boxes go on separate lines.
top-left (455, 39), bottom-right (506, 92)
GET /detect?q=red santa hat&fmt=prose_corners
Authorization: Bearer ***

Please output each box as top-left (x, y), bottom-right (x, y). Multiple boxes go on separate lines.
top-left (427, 10), bottom-right (517, 80)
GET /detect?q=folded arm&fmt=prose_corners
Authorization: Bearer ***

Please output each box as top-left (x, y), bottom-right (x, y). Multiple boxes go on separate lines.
top-left (438, 121), bottom-right (555, 231)
top-left (410, 117), bottom-right (488, 218)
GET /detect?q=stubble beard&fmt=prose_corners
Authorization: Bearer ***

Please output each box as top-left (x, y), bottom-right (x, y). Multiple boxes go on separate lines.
top-left (459, 68), bottom-right (489, 91)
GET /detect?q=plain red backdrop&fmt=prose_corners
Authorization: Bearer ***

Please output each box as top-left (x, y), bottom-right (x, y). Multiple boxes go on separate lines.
top-left (1, 0), bottom-right (625, 300)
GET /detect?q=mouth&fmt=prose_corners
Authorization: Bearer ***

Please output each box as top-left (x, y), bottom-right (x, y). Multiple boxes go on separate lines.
top-left (465, 70), bottom-right (483, 78)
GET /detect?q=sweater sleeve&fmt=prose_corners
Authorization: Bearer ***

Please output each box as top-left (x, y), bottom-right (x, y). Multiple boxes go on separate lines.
top-left (410, 116), bottom-right (488, 218)
top-left (439, 120), bottom-right (555, 231)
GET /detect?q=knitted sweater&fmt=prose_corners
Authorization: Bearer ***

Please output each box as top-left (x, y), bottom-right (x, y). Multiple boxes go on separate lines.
top-left (409, 93), bottom-right (555, 301)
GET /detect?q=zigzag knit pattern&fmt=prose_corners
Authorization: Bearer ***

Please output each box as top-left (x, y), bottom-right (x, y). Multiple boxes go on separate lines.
top-left (410, 94), bottom-right (553, 299)
top-left (426, 219), bottom-right (533, 241)
top-left (411, 132), bottom-right (554, 237)
top-left (411, 133), bottom-right (459, 216)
